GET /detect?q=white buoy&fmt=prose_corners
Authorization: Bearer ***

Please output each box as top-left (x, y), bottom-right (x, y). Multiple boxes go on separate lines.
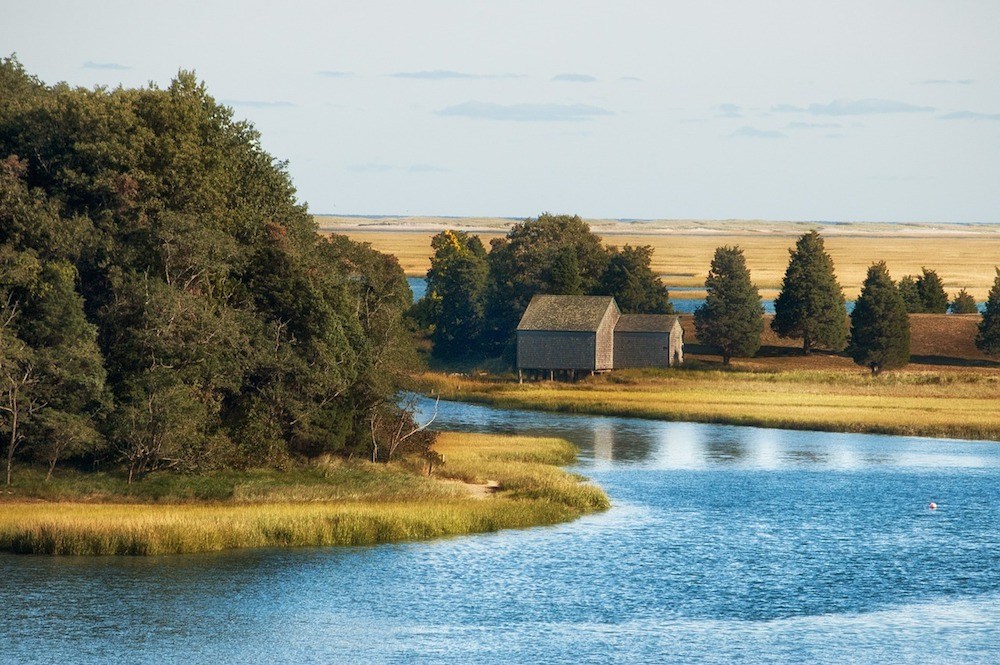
top-left (929, 502), bottom-right (937, 510)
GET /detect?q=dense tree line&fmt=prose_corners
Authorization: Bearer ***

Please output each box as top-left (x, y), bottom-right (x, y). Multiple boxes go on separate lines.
top-left (0, 58), bottom-right (423, 483)
top-left (417, 214), bottom-right (674, 361)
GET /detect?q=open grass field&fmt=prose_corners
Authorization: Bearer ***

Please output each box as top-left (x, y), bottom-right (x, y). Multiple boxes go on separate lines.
top-left (0, 433), bottom-right (607, 556)
top-left (318, 217), bottom-right (1000, 300)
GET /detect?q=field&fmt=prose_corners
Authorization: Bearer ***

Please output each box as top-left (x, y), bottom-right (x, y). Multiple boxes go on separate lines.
top-left (317, 216), bottom-right (1000, 300)
top-left (0, 433), bottom-right (608, 556)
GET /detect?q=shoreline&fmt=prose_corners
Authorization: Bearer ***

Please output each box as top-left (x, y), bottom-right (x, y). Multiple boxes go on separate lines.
top-left (0, 433), bottom-right (609, 556)
top-left (411, 370), bottom-right (1000, 443)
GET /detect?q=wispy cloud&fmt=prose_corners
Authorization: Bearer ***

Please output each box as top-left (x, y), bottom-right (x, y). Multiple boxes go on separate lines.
top-left (551, 73), bottom-right (597, 83)
top-left (390, 70), bottom-right (523, 80)
top-left (316, 70), bottom-right (351, 78)
top-left (717, 103), bottom-right (743, 118)
top-left (620, 76), bottom-right (642, 82)
top-left (786, 121), bottom-right (842, 130)
top-left (82, 61), bottom-right (130, 70)
top-left (222, 99), bottom-right (296, 109)
top-left (407, 163), bottom-right (450, 173)
top-left (731, 126), bottom-right (786, 139)
top-left (917, 79), bottom-right (974, 85)
top-left (773, 99), bottom-right (935, 115)
top-left (939, 110), bottom-right (1000, 121)
top-left (436, 101), bottom-right (613, 122)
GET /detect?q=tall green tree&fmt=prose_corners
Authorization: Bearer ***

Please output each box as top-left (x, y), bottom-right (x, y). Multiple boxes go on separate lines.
top-left (597, 245), bottom-right (674, 314)
top-left (425, 230), bottom-right (489, 360)
top-left (771, 231), bottom-right (848, 354)
top-left (849, 262), bottom-right (910, 374)
top-left (898, 275), bottom-right (923, 313)
top-left (950, 289), bottom-right (978, 314)
top-left (915, 268), bottom-right (949, 313)
top-left (483, 213), bottom-right (609, 353)
top-left (694, 246), bottom-right (764, 364)
top-left (976, 269), bottom-right (1000, 355)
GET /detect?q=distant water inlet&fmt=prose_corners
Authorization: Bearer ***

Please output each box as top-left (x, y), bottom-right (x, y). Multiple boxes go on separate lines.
top-left (3, 397), bottom-right (999, 663)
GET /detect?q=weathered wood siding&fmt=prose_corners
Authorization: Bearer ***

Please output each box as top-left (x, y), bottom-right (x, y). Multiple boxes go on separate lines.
top-left (517, 331), bottom-right (599, 370)
top-left (594, 305), bottom-right (619, 370)
top-left (614, 332), bottom-right (671, 368)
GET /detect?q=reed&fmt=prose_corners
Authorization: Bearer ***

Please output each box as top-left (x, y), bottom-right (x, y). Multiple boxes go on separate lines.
top-left (0, 434), bottom-right (608, 556)
top-left (414, 370), bottom-right (1000, 442)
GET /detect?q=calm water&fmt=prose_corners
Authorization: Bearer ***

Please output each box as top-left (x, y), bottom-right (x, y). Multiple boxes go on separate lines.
top-left (3, 399), bottom-right (999, 663)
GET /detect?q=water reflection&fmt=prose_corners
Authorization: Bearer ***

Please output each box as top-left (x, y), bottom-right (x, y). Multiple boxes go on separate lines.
top-left (416, 396), bottom-right (999, 472)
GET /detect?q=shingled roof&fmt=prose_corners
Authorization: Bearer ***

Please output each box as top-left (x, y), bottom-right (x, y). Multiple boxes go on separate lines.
top-left (517, 295), bottom-right (617, 332)
top-left (615, 314), bottom-right (681, 333)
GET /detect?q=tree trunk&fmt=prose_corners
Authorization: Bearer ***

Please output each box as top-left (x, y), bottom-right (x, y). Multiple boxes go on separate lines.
top-left (722, 353), bottom-right (731, 365)
top-left (803, 335), bottom-right (812, 356)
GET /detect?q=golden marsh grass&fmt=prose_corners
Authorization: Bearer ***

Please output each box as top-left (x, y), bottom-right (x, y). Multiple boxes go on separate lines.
top-left (0, 433), bottom-right (608, 556)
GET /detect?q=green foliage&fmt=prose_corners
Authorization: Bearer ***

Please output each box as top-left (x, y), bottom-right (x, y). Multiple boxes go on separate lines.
top-left (771, 231), bottom-right (848, 353)
top-left (976, 269), bottom-right (1000, 355)
top-left (949, 288), bottom-right (978, 315)
top-left (426, 230), bottom-right (488, 360)
top-left (693, 246), bottom-right (764, 364)
top-left (915, 267), bottom-right (949, 313)
top-left (0, 57), bottom-right (415, 481)
top-left (596, 245), bottom-right (674, 314)
top-left (483, 213), bottom-right (609, 353)
top-left (898, 275), bottom-right (923, 313)
top-left (850, 262), bottom-right (910, 374)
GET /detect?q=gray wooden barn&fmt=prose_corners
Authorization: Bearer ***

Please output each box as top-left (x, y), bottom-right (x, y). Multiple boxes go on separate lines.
top-left (516, 295), bottom-right (683, 380)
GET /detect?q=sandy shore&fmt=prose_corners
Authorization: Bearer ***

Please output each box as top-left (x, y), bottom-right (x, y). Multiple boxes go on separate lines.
top-left (316, 215), bottom-right (1000, 238)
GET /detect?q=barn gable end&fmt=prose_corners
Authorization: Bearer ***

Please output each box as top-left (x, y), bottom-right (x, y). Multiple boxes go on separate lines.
top-left (517, 295), bottom-right (619, 371)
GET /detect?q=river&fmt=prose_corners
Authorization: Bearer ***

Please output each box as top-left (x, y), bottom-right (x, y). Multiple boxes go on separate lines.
top-left (2, 398), bottom-right (999, 663)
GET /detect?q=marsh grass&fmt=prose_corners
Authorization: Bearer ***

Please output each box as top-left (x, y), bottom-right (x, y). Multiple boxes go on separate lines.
top-left (414, 370), bottom-right (1000, 442)
top-left (0, 434), bottom-right (608, 556)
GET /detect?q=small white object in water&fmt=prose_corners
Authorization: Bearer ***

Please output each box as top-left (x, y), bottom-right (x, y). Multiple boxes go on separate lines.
top-left (929, 502), bottom-right (937, 510)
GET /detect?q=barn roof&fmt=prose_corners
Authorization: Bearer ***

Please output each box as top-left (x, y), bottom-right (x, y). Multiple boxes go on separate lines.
top-left (615, 314), bottom-right (681, 333)
top-left (517, 295), bottom-right (617, 332)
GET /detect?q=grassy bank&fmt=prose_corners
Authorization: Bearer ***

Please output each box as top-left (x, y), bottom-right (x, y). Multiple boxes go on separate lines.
top-left (413, 369), bottom-right (1000, 442)
top-left (0, 433), bottom-right (608, 556)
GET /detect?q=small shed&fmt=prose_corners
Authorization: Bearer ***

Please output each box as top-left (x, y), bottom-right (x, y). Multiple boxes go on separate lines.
top-left (517, 295), bottom-right (620, 377)
top-left (613, 314), bottom-right (684, 368)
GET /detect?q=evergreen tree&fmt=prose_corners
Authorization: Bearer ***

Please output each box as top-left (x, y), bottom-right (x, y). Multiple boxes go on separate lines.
top-left (849, 262), bottom-right (910, 374)
top-left (694, 246), bottom-right (764, 364)
top-left (949, 289), bottom-right (978, 314)
top-left (915, 267), bottom-right (949, 313)
top-left (597, 245), bottom-right (674, 314)
top-left (976, 269), bottom-right (1000, 355)
top-left (898, 275), bottom-right (923, 313)
top-left (547, 247), bottom-right (584, 295)
top-left (425, 230), bottom-right (489, 360)
top-left (771, 231), bottom-right (848, 354)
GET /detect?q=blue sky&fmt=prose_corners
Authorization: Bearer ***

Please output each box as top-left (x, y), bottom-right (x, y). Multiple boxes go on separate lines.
top-left (3, 0), bottom-right (999, 222)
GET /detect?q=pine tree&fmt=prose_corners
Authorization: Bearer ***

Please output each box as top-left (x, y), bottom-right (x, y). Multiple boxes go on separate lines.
top-left (976, 269), bottom-right (1000, 355)
top-left (597, 245), bottom-right (674, 314)
top-left (771, 231), bottom-right (848, 354)
top-left (850, 262), bottom-right (910, 374)
top-left (949, 288), bottom-right (978, 314)
top-left (694, 246), bottom-right (764, 364)
top-left (915, 268), bottom-right (949, 313)
top-left (898, 275), bottom-right (923, 313)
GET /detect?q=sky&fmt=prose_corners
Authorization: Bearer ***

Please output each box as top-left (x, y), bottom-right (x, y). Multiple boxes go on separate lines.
top-left (3, 0), bottom-right (1000, 223)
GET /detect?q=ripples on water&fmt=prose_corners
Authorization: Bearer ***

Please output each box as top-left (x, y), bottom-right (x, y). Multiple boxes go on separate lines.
top-left (3, 398), bottom-right (999, 663)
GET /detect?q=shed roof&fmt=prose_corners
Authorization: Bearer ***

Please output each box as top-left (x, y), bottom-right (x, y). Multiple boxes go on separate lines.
top-left (517, 295), bottom-right (617, 332)
top-left (614, 314), bottom-right (681, 333)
